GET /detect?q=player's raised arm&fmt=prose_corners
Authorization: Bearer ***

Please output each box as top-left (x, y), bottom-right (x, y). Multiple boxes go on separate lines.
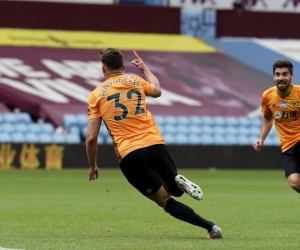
top-left (131, 51), bottom-right (161, 98)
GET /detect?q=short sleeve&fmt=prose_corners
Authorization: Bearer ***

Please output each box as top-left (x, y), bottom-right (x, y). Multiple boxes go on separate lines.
top-left (87, 93), bottom-right (101, 120)
top-left (261, 91), bottom-right (272, 115)
top-left (135, 76), bottom-right (154, 96)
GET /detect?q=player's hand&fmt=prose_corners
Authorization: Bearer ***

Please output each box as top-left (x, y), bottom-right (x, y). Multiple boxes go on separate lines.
top-left (131, 51), bottom-right (147, 72)
top-left (253, 139), bottom-right (264, 152)
top-left (89, 166), bottom-right (99, 181)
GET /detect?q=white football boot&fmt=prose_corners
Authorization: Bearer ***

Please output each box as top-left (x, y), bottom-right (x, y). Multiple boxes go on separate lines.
top-left (207, 225), bottom-right (223, 239)
top-left (175, 174), bottom-right (203, 201)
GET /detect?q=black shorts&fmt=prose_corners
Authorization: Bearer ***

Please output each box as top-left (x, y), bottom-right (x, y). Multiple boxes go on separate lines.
top-left (119, 144), bottom-right (184, 197)
top-left (281, 141), bottom-right (300, 178)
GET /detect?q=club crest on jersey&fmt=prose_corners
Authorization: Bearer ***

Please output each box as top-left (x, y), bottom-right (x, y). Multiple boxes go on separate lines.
top-left (280, 102), bottom-right (287, 109)
top-left (291, 101), bottom-right (298, 108)
top-left (274, 111), bottom-right (281, 119)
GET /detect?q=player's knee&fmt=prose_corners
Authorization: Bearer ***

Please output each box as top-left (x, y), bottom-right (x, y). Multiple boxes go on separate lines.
top-left (287, 175), bottom-right (300, 191)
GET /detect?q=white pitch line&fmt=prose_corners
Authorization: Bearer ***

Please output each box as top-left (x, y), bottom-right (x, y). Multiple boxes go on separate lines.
top-left (0, 247), bottom-right (25, 250)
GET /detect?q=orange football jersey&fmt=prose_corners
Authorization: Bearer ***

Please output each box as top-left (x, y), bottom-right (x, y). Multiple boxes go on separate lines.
top-left (261, 84), bottom-right (300, 152)
top-left (88, 74), bottom-right (164, 161)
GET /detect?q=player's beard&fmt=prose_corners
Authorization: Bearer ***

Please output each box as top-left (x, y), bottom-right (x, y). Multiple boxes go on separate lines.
top-left (276, 79), bottom-right (291, 92)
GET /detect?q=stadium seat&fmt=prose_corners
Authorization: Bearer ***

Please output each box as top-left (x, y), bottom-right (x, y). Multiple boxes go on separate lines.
top-left (164, 124), bottom-right (177, 135)
top-left (214, 126), bottom-right (226, 136)
top-left (3, 113), bottom-right (17, 123)
top-left (189, 116), bottom-right (202, 126)
top-left (53, 134), bottom-right (66, 143)
top-left (175, 134), bottom-right (189, 144)
top-left (16, 112), bottom-right (32, 123)
top-left (202, 116), bottom-right (214, 126)
top-left (188, 134), bottom-right (201, 145)
top-left (200, 135), bottom-right (214, 145)
top-left (2, 123), bottom-right (15, 133)
top-left (66, 134), bottom-right (81, 144)
top-left (15, 124), bottom-right (28, 134)
top-left (163, 133), bottom-right (176, 144)
top-left (25, 133), bottom-right (39, 143)
top-left (223, 135), bottom-right (236, 145)
top-left (0, 133), bottom-right (11, 142)
top-left (225, 116), bottom-right (239, 127)
top-left (213, 135), bottom-right (226, 145)
top-left (39, 134), bottom-right (53, 143)
top-left (81, 126), bottom-right (87, 138)
top-left (177, 116), bottom-right (190, 126)
top-left (28, 124), bottom-right (42, 134)
top-left (77, 114), bottom-right (88, 128)
top-left (214, 116), bottom-right (226, 126)
top-left (237, 135), bottom-right (251, 145)
top-left (153, 115), bottom-right (165, 125)
top-left (189, 125), bottom-right (202, 135)
top-left (201, 125), bottom-right (214, 135)
top-left (165, 116), bottom-right (177, 125)
top-left (237, 126), bottom-right (250, 136)
top-left (41, 123), bottom-right (55, 134)
top-left (249, 127), bottom-right (260, 137)
top-left (238, 117), bottom-right (251, 127)
top-left (0, 114), bottom-right (3, 123)
top-left (11, 133), bottom-right (26, 143)
top-left (225, 126), bottom-right (237, 136)
top-left (97, 136), bottom-right (105, 144)
top-left (69, 126), bottom-right (80, 135)
top-left (177, 125), bottom-right (188, 135)
top-left (250, 118), bottom-right (262, 127)
top-left (63, 114), bottom-right (78, 130)
top-left (105, 136), bottom-right (113, 145)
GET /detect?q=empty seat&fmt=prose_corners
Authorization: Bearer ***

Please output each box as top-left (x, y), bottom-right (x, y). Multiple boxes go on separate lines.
top-left (237, 135), bottom-right (251, 145)
top-left (200, 135), bottom-right (214, 145)
top-left (214, 116), bottom-right (226, 126)
top-left (223, 135), bottom-right (237, 145)
top-left (202, 116), bottom-right (214, 126)
top-left (0, 114), bottom-right (4, 123)
top-left (164, 124), bottom-right (177, 135)
top-left (105, 136), bottom-right (113, 145)
top-left (39, 134), bottom-right (53, 143)
top-left (0, 133), bottom-right (11, 142)
top-left (15, 113), bottom-right (32, 123)
top-left (28, 124), bottom-right (42, 134)
top-left (225, 116), bottom-right (239, 127)
top-left (15, 124), bottom-right (28, 134)
top-left (66, 134), bottom-right (81, 144)
top-left (189, 116), bottom-right (202, 126)
top-left (177, 125), bottom-right (188, 135)
top-left (77, 114), bottom-right (88, 128)
top-left (187, 134), bottom-right (201, 145)
top-left (53, 134), bottom-right (66, 143)
top-left (225, 126), bottom-right (237, 136)
top-left (25, 133), bottom-right (39, 143)
top-left (2, 123), bottom-right (15, 133)
top-left (3, 113), bottom-right (17, 123)
top-left (214, 126), bottom-right (226, 136)
top-left (97, 136), bottom-right (105, 144)
top-left (11, 133), bottom-right (26, 143)
top-left (63, 114), bottom-right (78, 129)
top-left (250, 118), bottom-right (262, 127)
top-left (41, 123), bottom-right (55, 134)
top-left (153, 115), bottom-right (165, 125)
top-left (164, 116), bottom-right (177, 125)
top-left (237, 126), bottom-right (250, 136)
top-left (189, 125), bottom-right (202, 135)
top-left (163, 133), bottom-right (176, 144)
top-left (175, 134), bottom-right (189, 144)
top-left (213, 135), bottom-right (226, 145)
top-left (201, 125), bottom-right (214, 135)
top-left (177, 116), bottom-right (190, 126)
top-left (238, 117), bottom-right (251, 127)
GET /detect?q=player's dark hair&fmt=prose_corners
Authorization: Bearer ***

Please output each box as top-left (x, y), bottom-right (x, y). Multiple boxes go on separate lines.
top-left (273, 60), bottom-right (293, 74)
top-left (100, 48), bottom-right (124, 70)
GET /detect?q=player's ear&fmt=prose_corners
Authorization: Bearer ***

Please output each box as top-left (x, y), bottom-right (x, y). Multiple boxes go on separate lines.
top-left (102, 66), bottom-right (106, 74)
top-left (122, 65), bottom-right (125, 71)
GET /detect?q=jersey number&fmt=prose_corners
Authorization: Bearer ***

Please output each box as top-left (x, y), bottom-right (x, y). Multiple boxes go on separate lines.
top-left (107, 89), bottom-right (145, 121)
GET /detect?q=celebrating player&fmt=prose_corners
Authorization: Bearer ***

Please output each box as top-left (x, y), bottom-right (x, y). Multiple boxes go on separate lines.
top-left (254, 60), bottom-right (300, 193)
top-left (86, 48), bottom-right (222, 239)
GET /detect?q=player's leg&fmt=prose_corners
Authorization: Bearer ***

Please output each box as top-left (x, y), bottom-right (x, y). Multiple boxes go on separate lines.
top-left (148, 184), bottom-right (222, 239)
top-left (282, 143), bottom-right (300, 192)
top-left (148, 144), bottom-right (222, 238)
top-left (149, 144), bottom-right (203, 200)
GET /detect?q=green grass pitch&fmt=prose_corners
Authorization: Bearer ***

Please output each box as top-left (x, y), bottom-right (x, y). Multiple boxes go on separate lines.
top-left (0, 169), bottom-right (300, 250)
